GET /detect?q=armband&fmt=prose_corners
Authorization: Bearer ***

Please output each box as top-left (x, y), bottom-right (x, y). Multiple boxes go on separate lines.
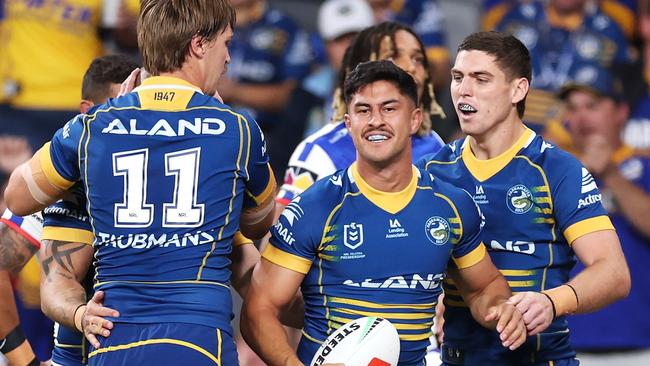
top-left (0, 325), bottom-right (27, 354)
top-left (542, 284), bottom-right (579, 317)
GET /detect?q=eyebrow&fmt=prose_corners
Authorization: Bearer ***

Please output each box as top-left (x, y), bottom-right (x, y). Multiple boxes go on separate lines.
top-left (352, 99), bottom-right (400, 108)
top-left (451, 69), bottom-right (494, 78)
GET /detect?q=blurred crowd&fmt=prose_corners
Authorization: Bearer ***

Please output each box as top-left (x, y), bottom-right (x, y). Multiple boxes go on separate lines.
top-left (1, 0), bottom-right (649, 365)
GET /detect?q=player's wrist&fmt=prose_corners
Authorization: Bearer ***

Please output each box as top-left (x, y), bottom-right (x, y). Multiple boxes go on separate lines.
top-left (0, 326), bottom-right (37, 365)
top-left (542, 284), bottom-right (579, 317)
top-left (73, 303), bottom-right (87, 332)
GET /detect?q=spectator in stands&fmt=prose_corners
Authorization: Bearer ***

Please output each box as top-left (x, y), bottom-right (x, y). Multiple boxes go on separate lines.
top-left (495, 0), bottom-right (635, 131)
top-left (559, 69), bottom-right (650, 366)
top-left (620, 0), bottom-right (650, 149)
top-left (366, 0), bottom-right (450, 88)
top-left (220, 0), bottom-right (315, 180)
top-left (482, 0), bottom-right (636, 40)
top-left (302, 0), bottom-right (375, 132)
top-left (0, 0), bottom-right (138, 150)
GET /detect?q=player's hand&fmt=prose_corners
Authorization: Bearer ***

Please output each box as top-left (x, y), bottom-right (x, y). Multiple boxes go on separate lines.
top-left (40, 359), bottom-right (52, 366)
top-left (508, 291), bottom-right (554, 336)
top-left (118, 68), bottom-right (147, 97)
top-left (433, 293), bottom-right (445, 344)
top-left (82, 291), bottom-right (120, 349)
top-left (485, 301), bottom-right (526, 350)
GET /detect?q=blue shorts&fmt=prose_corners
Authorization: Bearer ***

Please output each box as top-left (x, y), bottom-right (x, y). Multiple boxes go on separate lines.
top-left (440, 344), bottom-right (579, 366)
top-left (51, 323), bottom-right (86, 366)
top-left (87, 323), bottom-right (237, 366)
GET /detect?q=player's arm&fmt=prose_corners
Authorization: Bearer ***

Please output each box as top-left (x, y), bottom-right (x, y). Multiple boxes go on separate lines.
top-left (449, 254), bottom-right (526, 350)
top-left (0, 222), bottom-right (41, 366)
top-left (240, 116), bottom-right (277, 239)
top-left (560, 229), bottom-right (629, 313)
top-left (240, 179), bottom-right (276, 240)
top-left (37, 239), bottom-right (93, 331)
top-left (241, 258), bottom-right (305, 366)
top-left (4, 153), bottom-right (67, 216)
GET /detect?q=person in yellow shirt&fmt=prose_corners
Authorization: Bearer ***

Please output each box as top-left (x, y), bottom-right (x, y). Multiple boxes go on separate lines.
top-left (0, 0), bottom-right (138, 150)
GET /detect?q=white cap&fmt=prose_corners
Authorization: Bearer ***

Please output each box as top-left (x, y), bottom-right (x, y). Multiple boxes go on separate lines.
top-left (318, 0), bottom-right (375, 41)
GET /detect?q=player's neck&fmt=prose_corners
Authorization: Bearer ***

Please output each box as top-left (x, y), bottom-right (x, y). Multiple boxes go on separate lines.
top-left (355, 157), bottom-right (413, 193)
top-left (159, 69), bottom-right (203, 92)
top-left (469, 120), bottom-right (527, 160)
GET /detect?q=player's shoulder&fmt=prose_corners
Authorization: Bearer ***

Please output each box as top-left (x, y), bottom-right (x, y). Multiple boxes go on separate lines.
top-left (428, 171), bottom-right (474, 204)
top-left (519, 134), bottom-right (582, 172)
top-left (420, 137), bottom-right (464, 168)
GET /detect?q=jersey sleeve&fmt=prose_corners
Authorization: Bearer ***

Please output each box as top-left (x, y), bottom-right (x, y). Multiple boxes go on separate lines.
top-left (262, 196), bottom-right (320, 274)
top-left (241, 113), bottom-right (275, 209)
top-left (43, 115), bottom-right (85, 189)
top-left (550, 154), bottom-right (614, 244)
top-left (41, 185), bottom-right (93, 246)
top-left (1, 209), bottom-right (43, 248)
top-left (450, 189), bottom-right (487, 269)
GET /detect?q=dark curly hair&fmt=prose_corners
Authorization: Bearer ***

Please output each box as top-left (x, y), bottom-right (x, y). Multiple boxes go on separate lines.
top-left (331, 21), bottom-right (445, 136)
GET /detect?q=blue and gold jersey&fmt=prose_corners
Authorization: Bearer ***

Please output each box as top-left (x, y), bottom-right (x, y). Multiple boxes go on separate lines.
top-left (264, 163), bottom-right (486, 366)
top-left (39, 76), bottom-right (273, 333)
top-left (420, 129), bottom-right (614, 364)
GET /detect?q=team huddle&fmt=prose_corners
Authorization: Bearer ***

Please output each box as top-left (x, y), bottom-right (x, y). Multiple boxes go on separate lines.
top-left (0, 1), bottom-right (630, 366)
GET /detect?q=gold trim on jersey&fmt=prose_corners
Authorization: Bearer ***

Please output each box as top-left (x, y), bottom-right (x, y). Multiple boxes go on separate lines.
top-left (563, 215), bottom-right (615, 245)
top-left (88, 337), bottom-right (221, 365)
top-left (434, 192), bottom-right (463, 244)
top-left (134, 76), bottom-right (203, 111)
top-left (329, 315), bottom-right (433, 331)
top-left (42, 227), bottom-right (94, 246)
top-left (301, 330), bottom-right (323, 344)
top-left (246, 163), bottom-right (276, 205)
top-left (461, 128), bottom-right (535, 182)
top-left (508, 280), bottom-right (537, 288)
top-left (333, 307), bottom-right (434, 320)
top-left (500, 269), bottom-right (535, 276)
top-left (93, 280), bottom-right (229, 289)
top-left (262, 244), bottom-right (312, 274)
top-left (351, 163), bottom-right (418, 214)
top-left (328, 296), bottom-right (437, 310)
top-left (41, 143), bottom-right (75, 190)
top-left (453, 242), bottom-right (486, 269)
top-left (198, 114), bottom-right (246, 281)
top-left (232, 231), bottom-right (253, 247)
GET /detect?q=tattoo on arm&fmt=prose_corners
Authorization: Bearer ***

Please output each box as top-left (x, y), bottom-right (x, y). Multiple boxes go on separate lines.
top-left (39, 240), bottom-right (88, 281)
top-left (0, 223), bottom-right (38, 275)
top-left (37, 240), bottom-right (91, 329)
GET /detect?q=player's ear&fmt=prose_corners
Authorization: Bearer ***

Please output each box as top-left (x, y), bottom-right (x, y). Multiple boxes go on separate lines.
top-left (511, 77), bottom-right (529, 105)
top-left (344, 114), bottom-right (352, 130)
top-left (410, 107), bottom-right (423, 135)
top-left (189, 35), bottom-right (205, 59)
top-left (80, 100), bottom-right (94, 114)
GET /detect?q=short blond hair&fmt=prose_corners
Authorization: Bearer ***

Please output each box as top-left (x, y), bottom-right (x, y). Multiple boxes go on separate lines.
top-left (138, 0), bottom-right (236, 75)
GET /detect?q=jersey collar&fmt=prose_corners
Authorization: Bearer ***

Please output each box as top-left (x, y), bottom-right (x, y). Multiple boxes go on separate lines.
top-left (461, 128), bottom-right (536, 182)
top-left (133, 76), bottom-right (204, 94)
top-left (350, 162), bottom-right (419, 214)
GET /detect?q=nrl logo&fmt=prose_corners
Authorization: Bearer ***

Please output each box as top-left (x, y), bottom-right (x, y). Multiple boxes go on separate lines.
top-left (343, 222), bottom-right (364, 249)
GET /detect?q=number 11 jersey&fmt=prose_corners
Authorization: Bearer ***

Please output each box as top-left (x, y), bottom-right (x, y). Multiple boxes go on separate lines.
top-left (39, 76), bottom-right (274, 332)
